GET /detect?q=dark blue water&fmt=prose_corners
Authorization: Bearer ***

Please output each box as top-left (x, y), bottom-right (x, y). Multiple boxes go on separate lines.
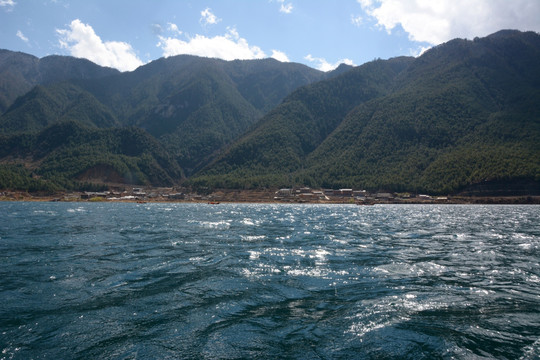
top-left (0, 202), bottom-right (538, 359)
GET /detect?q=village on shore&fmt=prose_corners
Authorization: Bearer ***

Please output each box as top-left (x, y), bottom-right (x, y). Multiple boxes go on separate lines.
top-left (1, 186), bottom-right (538, 204)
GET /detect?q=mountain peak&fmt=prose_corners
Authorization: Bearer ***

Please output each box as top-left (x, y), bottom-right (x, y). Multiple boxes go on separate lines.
top-left (485, 29), bottom-right (532, 39)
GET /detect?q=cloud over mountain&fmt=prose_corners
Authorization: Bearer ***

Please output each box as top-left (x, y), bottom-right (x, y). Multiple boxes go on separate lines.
top-left (305, 54), bottom-right (354, 72)
top-left (271, 50), bottom-right (290, 62)
top-left (157, 27), bottom-right (266, 60)
top-left (359, 0), bottom-right (540, 45)
top-left (56, 19), bottom-right (143, 72)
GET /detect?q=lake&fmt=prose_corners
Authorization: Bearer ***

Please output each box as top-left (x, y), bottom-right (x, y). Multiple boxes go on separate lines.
top-left (0, 202), bottom-right (538, 359)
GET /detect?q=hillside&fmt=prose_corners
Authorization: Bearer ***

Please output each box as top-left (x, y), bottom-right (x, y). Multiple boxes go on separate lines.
top-left (0, 121), bottom-right (183, 191)
top-left (192, 30), bottom-right (540, 194)
top-left (194, 56), bottom-right (414, 188)
top-left (81, 56), bottom-right (326, 174)
top-left (0, 83), bottom-right (119, 134)
top-left (0, 50), bottom-right (119, 114)
top-left (0, 54), bottom-right (326, 177)
top-left (302, 30), bottom-right (540, 193)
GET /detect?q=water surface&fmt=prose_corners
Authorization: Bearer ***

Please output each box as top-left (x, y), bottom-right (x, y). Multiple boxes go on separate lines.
top-left (0, 203), bottom-right (539, 359)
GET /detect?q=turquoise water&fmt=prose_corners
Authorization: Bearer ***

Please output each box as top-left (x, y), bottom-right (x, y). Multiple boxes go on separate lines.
top-left (0, 202), bottom-right (539, 359)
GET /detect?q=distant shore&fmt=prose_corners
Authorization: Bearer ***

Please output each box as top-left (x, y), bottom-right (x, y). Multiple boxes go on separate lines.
top-left (1, 189), bottom-right (539, 205)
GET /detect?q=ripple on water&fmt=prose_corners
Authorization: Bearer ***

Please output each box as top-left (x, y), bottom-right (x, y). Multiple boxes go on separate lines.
top-left (0, 203), bottom-right (538, 359)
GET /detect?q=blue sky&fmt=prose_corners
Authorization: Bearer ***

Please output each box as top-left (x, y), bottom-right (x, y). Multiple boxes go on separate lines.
top-left (1, 0), bottom-right (539, 72)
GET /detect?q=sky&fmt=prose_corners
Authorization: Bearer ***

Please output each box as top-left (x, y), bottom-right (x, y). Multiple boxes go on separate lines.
top-left (1, 0), bottom-right (539, 72)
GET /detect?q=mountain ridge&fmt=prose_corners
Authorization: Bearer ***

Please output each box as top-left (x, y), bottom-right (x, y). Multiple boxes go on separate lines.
top-left (0, 50), bottom-right (119, 114)
top-left (0, 52), bottom-right (331, 188)
top-left (1, 30), bottom-right (539, 195)
top-left (192, 30), bottom-right (540, 194)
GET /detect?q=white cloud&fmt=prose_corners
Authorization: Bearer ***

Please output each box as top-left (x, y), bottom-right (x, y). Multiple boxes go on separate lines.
top-left (280, 3), bottom-right (293, 14)
top-left (200, 7), bottom-right (221, 26)
top-left (274, 0), bottom-right (293, 14)
top-left (305, 54), bottom-right (354, 72)
top-left (410, 45), bottom-right (431, 58)
top-left (167, 22), bottom-right (182, 36)
top-left (0, 0), bottom-right (15, 8)
top-left (157, 27), bottom-right (266, 61)
top-left (16, 30), bottom-right (28, 43)
top-left (271, 50), bottom-right (289, 62)
top-left (56, 19), bottom-right (143, 72)
top-left (359, 0), bottom-right (540, 45)
top-left (351, 14), bottom-right (363, 27)
top-left (152, 23), bottom-right (163, 35)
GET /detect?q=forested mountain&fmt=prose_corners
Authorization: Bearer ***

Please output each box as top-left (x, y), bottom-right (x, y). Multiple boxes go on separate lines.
top-left (1, 30), bottom-right (539, 194)
top-left (0, 53), bottom-right (326, 189)
top-left (97, 56), bottom-right (325, 173)
top-left (194, 57), bottom-right (414, 187)
top-left (0, 83), bottom-right (119, 134)
top-left (193, 30), bottom-right (540, 194)
top-left (302, 30), bottom-right (540, 194)
top-left (0, 121), bottom-right (183, 191)
top-left (0, 54), bottom-right (326, 174)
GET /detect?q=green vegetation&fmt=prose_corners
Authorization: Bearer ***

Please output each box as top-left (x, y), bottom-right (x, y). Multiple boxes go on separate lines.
top-left (1, 53), bottom-right (326, 177)
top-left (192, 31), bottom-right (540, 194)
top-left (0, 83), bottom-right (119, 134)
top-left (0, 164), bottom-right (59, 192)
top-left (0, 121), bottom-right (183, 191)
top-left (197, 57), bottom-right (414, 181)
top-left (1, 31), bottom-right (539, 195)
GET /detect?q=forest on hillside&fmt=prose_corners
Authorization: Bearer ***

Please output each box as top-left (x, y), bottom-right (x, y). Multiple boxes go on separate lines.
top-left (0, 30), bottom-right (539, 195)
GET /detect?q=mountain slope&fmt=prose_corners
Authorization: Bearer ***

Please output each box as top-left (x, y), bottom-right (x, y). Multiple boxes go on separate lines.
top-left (0, 83), bottom-right (119, 134)
top-left (1, 54), bottom-right (327, 175)
top-left (0, 50), bottom-right (119, 113)
top-left (120, 57), bottom-right (265, 174)
top-left (88, 56), bottom-right (326, 174)
top-left (0, 53), bottom-right (330, 187)
top-left (193, 57), bottom-right (414, 188)
top-left (0, 121), bottom-right (183, 190)
top-left (303, 30), bottom-right (540, 193)
top-left (76, 55), bottom-right (325, 127)
top-left (193, 30), bottom-right (540, 194)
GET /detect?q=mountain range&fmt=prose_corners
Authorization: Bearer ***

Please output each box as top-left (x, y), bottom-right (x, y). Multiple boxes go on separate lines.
top-left (1, 30), bottom-right (539, 195)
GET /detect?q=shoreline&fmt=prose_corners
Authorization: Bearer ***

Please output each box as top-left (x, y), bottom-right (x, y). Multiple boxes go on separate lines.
top-left (1, 192), bottom-right (539, 205)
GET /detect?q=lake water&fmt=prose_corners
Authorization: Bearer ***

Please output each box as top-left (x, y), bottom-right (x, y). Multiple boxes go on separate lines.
top-left (0, 202), bottom-right (538, 359)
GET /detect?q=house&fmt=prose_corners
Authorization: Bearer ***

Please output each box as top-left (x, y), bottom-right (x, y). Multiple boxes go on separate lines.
top-left (353, 190), bottom-right (368, 197)
top-left (276, 188), bottom-right (293, 197)
top-left (312, 191), bottom-right (326, 200)
top-left (335, 189), bottom-right (353, 196)
top-left (298, 192), bottom-right (316, 199)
